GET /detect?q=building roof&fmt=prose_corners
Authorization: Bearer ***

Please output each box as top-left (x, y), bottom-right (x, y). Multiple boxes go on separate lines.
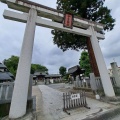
top-left (6, 72), bottom-right (14, 77)
top-left (45, 74), bottom-right (61, 78)
top-left (68, 65), bottom-right (85, 75)
top-left (0, 72), bottom-right (13, 80)
top-left (0, 63), bottom-right (7, 68)
top-left (34, 72), bottom-right (47, 76)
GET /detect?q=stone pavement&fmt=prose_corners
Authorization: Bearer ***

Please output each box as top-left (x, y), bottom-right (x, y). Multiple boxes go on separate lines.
top-left (32, 86), bottom-right (49, 120)
top-left (33, 84), bottom-right (117, 120)
top-left (1, 84), bottom-right (120, 120)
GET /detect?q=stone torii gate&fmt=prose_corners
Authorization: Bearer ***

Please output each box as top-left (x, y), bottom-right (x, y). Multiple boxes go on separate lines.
top-left (0, 0), bottom-right (115, 119)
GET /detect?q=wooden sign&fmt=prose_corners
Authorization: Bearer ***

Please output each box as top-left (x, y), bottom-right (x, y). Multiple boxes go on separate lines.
top-left (70, 93), bottom-right (80, 100)
top-left (63, 13), bottom-right (73, 29)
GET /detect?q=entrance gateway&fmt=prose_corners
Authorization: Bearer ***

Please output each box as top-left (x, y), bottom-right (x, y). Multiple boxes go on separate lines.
top-left (0, 0), bottom-right (115, 118)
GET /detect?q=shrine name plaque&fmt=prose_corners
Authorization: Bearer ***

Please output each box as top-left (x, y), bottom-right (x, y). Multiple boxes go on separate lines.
top-left (63, 13), bottom-right (74, 29)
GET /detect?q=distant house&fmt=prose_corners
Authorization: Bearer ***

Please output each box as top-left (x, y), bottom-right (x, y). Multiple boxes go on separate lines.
top-left (45, 74), bottom-right (61, 80)
top-left (68, 65), bottom-right (85, 76)
top-left (0, 63), bottom-right (14, 83)
top-left (0, 63), bottom-right (8, 72)
top-left (33, 71), bottom-right (61, 82)
top-left (33, 71), bottom-right (48, 81)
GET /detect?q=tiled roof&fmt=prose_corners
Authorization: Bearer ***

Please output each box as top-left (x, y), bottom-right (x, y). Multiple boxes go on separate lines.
top-left (0, 72), bottom-right (12, 80)
top-left (68, 65), bottom-right (85, 74)
top-left (68, 65), bottom-right (79, 74)
top-left (6, 72), bottom-right (14, 77)
top-left (0, 63), bottom-right (7, 68)
top-left (45, 74), bottom-right (61, 78)
top-left (34, 72), bottom-right (47, 76)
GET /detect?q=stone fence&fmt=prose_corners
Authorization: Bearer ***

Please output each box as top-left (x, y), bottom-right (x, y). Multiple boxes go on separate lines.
top-left (94, 77), bottom-right (116, 90)
top-left (0, 76), bottom-right (33, 117)
top-left (74, 75), bottom-right (116, 91)
top-left (74, 79), bottom-right (90, 88)
top-left (0, 82), bottom-right (14, 102)
top-left (0, 75), bottom-right (32, 103)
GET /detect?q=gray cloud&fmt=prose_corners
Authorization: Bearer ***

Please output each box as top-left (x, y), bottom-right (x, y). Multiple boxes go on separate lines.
top-left (0, 0), bottom-right (120, 74)
top-left (100, 1), bottom-right (120, 68)
top-left (104, 0), bottom-right (120, 15)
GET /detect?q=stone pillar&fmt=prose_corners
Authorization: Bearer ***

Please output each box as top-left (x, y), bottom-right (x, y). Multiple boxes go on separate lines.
top-left (79, 80), bottom-right (82, 87)
top-left (90, 73), bottom-right (97, 91)
top-left (9, 9), bottom-right (37, 119)
top-left (28, 75), bottom-right (33, 99)
top-left (86, 81), bottom-right (88, 88)
top-left (76, 75), bottom-right (79, 87)
top-left (89, 26), bottom-right (115, 97)
top-left (111, 62), bottom-right (120, 87)
top-left (82, 81), bottom-right (85, 88)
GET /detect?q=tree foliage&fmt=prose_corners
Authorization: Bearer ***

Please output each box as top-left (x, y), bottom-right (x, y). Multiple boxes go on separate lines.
top-left (31, 64), bottom-right (48, 74)
top-left (79, 51), bottom-right (91, 76)
top-left (52, 0), bottom-right (115, 51)
top-left (59, 66), bottom-right (66, 76)
top-left (4, 56), bottom-right (19, 76)
top-left (4, 55), bottom-right (48, 76)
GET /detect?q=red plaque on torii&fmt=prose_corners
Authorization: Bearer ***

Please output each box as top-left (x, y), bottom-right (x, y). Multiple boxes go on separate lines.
top-left (63, 13), bottom-right (74, 29)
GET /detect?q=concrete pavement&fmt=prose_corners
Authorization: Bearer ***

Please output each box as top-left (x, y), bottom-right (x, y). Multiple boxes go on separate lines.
top-left (2, 84), bottom-right (120, 120)
top-left (34, 84), bottom-right (117, 120)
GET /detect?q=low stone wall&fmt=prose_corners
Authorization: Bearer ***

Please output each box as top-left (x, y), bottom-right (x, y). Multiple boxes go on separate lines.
top-left (0, 82), bottom-right (14, 101)
top-left (0, 98), bottom-right (33, 117)
top-left (0, 76), bottom-right (33, 117)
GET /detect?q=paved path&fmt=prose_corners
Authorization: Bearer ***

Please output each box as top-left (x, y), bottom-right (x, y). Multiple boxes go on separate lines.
top-left (1, 84), bottom-right (119, 120)
top-left (32, 86), bottom-right (46, 120)
top-left (111, 115), bottom-right (120, 120)
top-left (36, 84), bottom-right (115, 120)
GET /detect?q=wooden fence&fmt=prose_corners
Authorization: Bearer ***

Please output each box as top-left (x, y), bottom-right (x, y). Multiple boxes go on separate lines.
top-left (63, 91), bottom-right (90, 114)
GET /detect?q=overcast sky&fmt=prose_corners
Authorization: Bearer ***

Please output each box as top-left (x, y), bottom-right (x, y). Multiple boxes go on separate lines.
top-left (0, 0), bottom-right (120, 74)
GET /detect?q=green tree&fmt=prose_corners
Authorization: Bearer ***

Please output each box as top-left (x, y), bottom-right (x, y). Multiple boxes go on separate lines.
top-left (52, 0), bottom-right (115, 51)
top-left (4, 56), bottom-right (19, 76)
top-left (4, 55), bottom-right (48, 76)
top-left (79, 51), bottom-right (91, 76)
top-left (31, 64), bottom-right (48, 74)
top-left (59, 66), bottom-right (66, 76)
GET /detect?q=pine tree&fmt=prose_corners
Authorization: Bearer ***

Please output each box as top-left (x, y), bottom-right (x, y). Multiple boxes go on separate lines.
top-left (51, 0), bottom-right (115, 51)
top-left (79, 51), bottom-right (91, 76)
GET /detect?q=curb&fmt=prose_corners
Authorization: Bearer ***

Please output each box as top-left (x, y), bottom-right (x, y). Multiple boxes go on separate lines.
top-left (82, 106), bottom-right (120, 120)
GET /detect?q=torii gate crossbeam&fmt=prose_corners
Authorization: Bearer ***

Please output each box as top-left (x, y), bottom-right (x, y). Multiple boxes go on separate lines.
top-left (3, 10), bottom-right (104, 39)
top-left (0, 0), bottom-right (115, 119)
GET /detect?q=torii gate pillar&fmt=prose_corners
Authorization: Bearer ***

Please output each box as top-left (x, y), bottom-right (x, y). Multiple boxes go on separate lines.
top-left (9, 8), bottom-right (37, 119)
top-left (90, 26), bottom-right (115, 97)
top-left (0, 0), bottom-right (115, 118)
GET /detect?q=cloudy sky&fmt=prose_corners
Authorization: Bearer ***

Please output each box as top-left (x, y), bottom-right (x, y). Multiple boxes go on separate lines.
top-left (0, 0), bottom-right (120, 74)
